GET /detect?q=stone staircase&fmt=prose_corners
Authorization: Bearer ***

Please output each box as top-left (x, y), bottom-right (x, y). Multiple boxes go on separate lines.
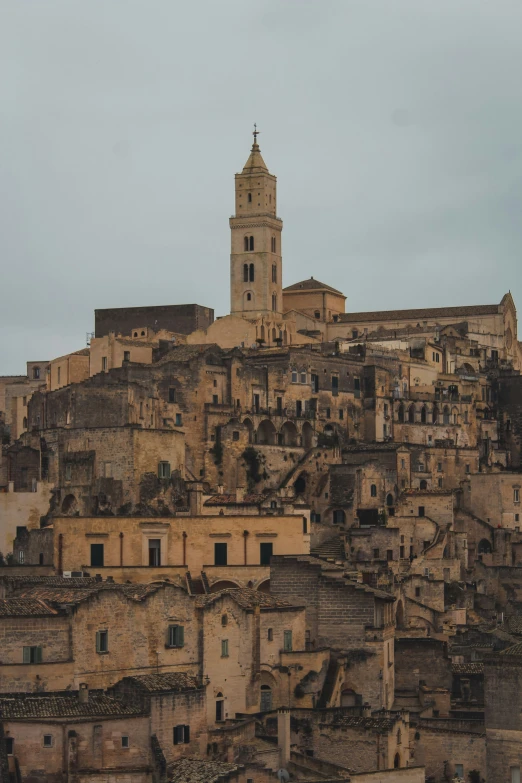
top-left (311, 535), bottom-right (346, 563)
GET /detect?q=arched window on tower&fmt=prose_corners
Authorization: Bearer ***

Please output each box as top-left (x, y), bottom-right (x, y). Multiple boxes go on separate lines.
top-left (244, 236), bottom-right (249, 252)
top-left (243, 264), bottom-right (249, 282)
top-left (272, 264), bottom-right (277, 283)
top-left (249, 236), bottom-right (254, 251)
top-left (272, 294), bottom-right (277, 312)
top-left (249, 263), bottom-right (255, 282)
top-left (271, 236), bottom-right (276, 252)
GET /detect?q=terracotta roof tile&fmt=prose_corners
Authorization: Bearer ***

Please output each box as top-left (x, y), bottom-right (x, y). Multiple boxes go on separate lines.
top-left (284, 277), bottom-right (345, 296)
top-left (123, 672), bottom-right (200, 693)
top-left (167, 757), bottom-right (241, 783)
top-left (0, 692), bottom-right (143, 719)
top-left (196, 587), bottom-right (295, 610)
top-left (328, 715), bottom-right (396, 732)
top-left (20, 583), bottom-right (167, 605)
top-left (452, 663), bottom-right (484, 675)
top-left (0, 598), bottom-right (59, 617)
top-left (337, 303), bottom-right (500, 324)
top-left (500, 642), bottom-right (522, 657)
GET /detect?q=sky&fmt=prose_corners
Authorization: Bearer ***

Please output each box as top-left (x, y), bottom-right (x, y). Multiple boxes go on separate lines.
top-left (1, 0), bottom-right (522, 374)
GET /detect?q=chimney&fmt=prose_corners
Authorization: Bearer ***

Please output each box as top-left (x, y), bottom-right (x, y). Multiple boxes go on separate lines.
top-left (363, 703), bottom-right (371, 718)
top-left (188, 482), bottom-right (204, 516)
top-left (277, 708), bottom-right (291, 768)
top-left (236, 486), bottom-right (245, 503)
top-left (78, 683), bottom-right (89, 704)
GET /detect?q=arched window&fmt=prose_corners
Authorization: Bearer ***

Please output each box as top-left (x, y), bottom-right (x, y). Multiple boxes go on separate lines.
top-left (249, 263), bottom-right (255, 282)
top-left (421, 406), bottom-right (427, 424)
top-left (397, 728), bottom-right (402, 745)
top-left (272, 294), bottom-right (277, 312)
top-left (408, 405), bottom-right (415, 424)
top-left (272, 264), bottom-right (277, 283)
top-left (386, 493), bottom-right (394, 507)
top-left (433, 405), bottom-right (439, 424)
top-left (398, 403), bottom-right (405, 423)
top-left (249, 236), bottom-right (254, 251)
top-left (248, 192), bottom-right (252, 203)
top-left (244, 237), bottom-right (249, 252)
top-left (394, 753), bottom-right (401, 769)
top-left (420, 480), bottom-right (428, 490)
top-left (243, 263), bottom-right (249, 282)
top-left (271, 236), bottom-right (276, 252)
top-left (371, 484), bottom-right (377, 497)
top-left (246, 293), bottom-right (252, 301)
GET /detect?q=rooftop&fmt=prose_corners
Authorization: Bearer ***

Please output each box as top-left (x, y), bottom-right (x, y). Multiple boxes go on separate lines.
top-left (167, 757), bottom-right (242, 783)
top-left (500, 642), bottom-right (522, 657)
top-left (0, 598), bottom-right (59, 617)
top-left (196, 587), bottom-right (296, 611)
top-left (0, 691), bottom-right (143, 719)
top-left (452, 663), bottom-right (484, 675)
top-left (123, 672), bottom-right (200, 693)
top-left (284, 276), bottom-right (345, 296)
top-left (337, 302), bottom-right (500, 324)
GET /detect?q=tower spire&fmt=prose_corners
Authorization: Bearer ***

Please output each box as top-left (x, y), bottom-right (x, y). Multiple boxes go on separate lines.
top-left (242, 125), bottom-right (268, 173)
top-left (253, 123), bottom-right (260, 146)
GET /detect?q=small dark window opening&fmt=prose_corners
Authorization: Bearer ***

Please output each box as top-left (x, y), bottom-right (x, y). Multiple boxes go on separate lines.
top-left (260, 542), bottom-right (273, 565)
top-left (90, 543), bottom-right (104, 567)
top-left (214, 543), bottom-right (228, 566)
top-left (168, 388), bottom-right (176, 403)
top-left (249, 263), bottom-right (255, 281)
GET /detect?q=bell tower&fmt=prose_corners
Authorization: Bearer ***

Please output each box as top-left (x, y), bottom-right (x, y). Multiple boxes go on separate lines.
top-left (230, 128), bottom-right (283, 318)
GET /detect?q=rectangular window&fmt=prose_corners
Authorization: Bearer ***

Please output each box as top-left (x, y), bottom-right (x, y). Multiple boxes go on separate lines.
top-left (311, 373), bottom-right (319, 393)
top-left (232, 430), bottom-right (239, 441)
top-left (291, 369), bottom-right (298, 383)
top-left (400, 546), bottom-right (404, 559)
top-left (173, 725), bottom-right (190, 745)
top-left (102, 357), bottom-right (108, 371)
top-left (386, 549), bottom-right (393, 561)
top-left (373, 548), bottom-right (380, 558)
top-left (221, 639), bottom-right (229, 657)
top-left (465, 464), bottom-right (470, 474)
top-left (158, 461), bottom-right (171, 479)
top-left (175, 413), bottom-right (182, 426)
top-left (57, 366), bottom-right (61, 384)
top-left (511, 767), bottom-right (521, 783)
top-left (283, 630), bottom-right (293, 652)
top-left (438, 478), bottom-right (443, 488)
top-left (354, 377), bottom-right (361, 398)
top-left (23, 646), bottom-right (42, 664)
top-left (123, 351), bottom-right (130, 362)
top-left (276, 396), bottom-right (283, 414)
top-left (438, 462), bottom-right (442, 472)
top-left (331, 375), bottom-right (339, 396)
top-left (325, 407), bottom-right (331, 419)
top-left (121, 736), bottom-right (129, 748)
top-left (419, 506), bottom-right (425, 518)
top-left (212, 394), bottom-right (218, 405)
top-left (339, 408), bottom-right (344, 420)
top-left (43, 735), bottom-right (53, 748)
top-left (214, 543), bottom-right (228, 566)
top-left (296, 400), bottom-right (302, 416)
top-left (254, 393), bottom-right (260, 412)
top-left (168, 387), bottom-right (176, 403)
top-left (148, 539), bottom-right (161, 567)
top-left (6, 738), bottom-right (13, 755)
top-left (260, 542), bottom-right (273, 565)
top-left (300, 371), bottom-right (307, 384)
top-left (415, 586), bottom-right (421, 597)
top-left (455, 766), bottom-right (464, 779)
top-left (515, 489), bottom-right (520, 503)
top-left (267, 628), bottom-right (273, 641)
top-left (90, 543), bottom-right (104, 567)
top-left (65, 464), bottom-right (72, 482)
top-left (168, 624), bottom-right (184, 648)
top-left (96, 630), bottom-right (109, 654)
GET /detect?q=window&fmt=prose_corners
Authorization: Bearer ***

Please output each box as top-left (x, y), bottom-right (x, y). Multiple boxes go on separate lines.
top-left (260, 684), bottom-right (272, 711)
top-left (123, 351), bottom-right (130, 362)
top-left (243, 262), bottom-right (249, 280)
top-left (370, 484), bottom-right (377, 497)
top-left (331, 375), bottom-right (339, 395)
top-left (455, 765), bottom-right (463, 779)
top-left (248, 192), bottom-right (252, 203)
top-left (333, 509), bottom-right (346, 525)
top-left (268, 628), bottom-right (273, 641)
top-left (33, 366), bottom-right (40, 379)
top-left (168, 388), bottom-right (176, 403)
top-left (438, 478), bottom-right (443, 488)
top-left (96, 630), bottom-right (109, 653)
top-left (271, 236), bottom-right (276, 252)
top-left (121, 736), bottom-right (129, 749)
top-left (326, 407), bottom-right (330, 418)
top-left (438, 462), bottom-right (442, 472)
top-left (373, 548), bottom-right (380, 558)
top-left (387, 549), bottom-right (393, 561)
top-left (314, 310), bottom-right (321, 319)
top-left (272, 293), bottom-right (277, 311)
top-left (272, 264), bottom-right (277, 282)
top-left (216, 696), bottom-right (224, 722)
top-left (221, 614), bottom-right (228, 627)
top-left (18, 550), bottom-right (24, 564)
top-left (65, 464), bottom-right (72, 482)
top-left (515, 489), bottom-right (520, 503)
top-left (168, 624), bottom-right (184, 648)
top-left (6, 738), bottom-right (14, 755)
top-left (415, 587), bottom-right (421, 597)
top-left (148, 539), bottom-right (161, 567)
top-left (102, 357), bottom-right (108, 371)
top-left (249, 262), bottom-right (255, 281)
top-left (23, 646), bottom-right (42, 663)
top-left (418, 506), bottom-right (425, 517)
top-left (260, 542), bottom-right (273, 565)
top-left (221, 639), bottom-right (229, 657)
top-left (173, 725), bottom-right (190, 745)
top-left (175, 413), bottom-right (182, 426)
top-left (291, 369), bottom-right (298, 383)
top-left (43, 735), bottom-right (53, 748)
top-left (516, 514), bottom-right (520, 522)
top-left (233, 430), bottom-right (239, 441)
top-left (90, 543), bottom-right (104, 567)
top-left (249, 235), bottom-right (254, 250)
top-left (214, 543), bottom-right (227, 566)
top-left (352, 329), bottom-right (358, 339)
top-left (158, 461), bottom-right (171, 479)
top-left (354, 377), bottom-right (361, 398)
top-left (213, 394), bottom-right (218, 404)
top-left (401, 459), bottom-right (405, 469)
top-left (511, 767), bottom-right (521, 783)
top-left (283, 630), bottom-right (293, 652)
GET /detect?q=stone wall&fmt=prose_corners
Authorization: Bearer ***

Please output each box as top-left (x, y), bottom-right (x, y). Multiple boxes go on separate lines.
top-left (395, 638), bottom-right (451, 691)
top-left (94, 303), bottom-right (214, 338)
top-left (0, 482), bottom-right (51, 555)
top-left (412, 718), bottom-right (486, 783)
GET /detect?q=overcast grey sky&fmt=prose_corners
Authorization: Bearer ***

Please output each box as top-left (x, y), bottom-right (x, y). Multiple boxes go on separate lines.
top-left (1, 0), bottom-right (522, 374)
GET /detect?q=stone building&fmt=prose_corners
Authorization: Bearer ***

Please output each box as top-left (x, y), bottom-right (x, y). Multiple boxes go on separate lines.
top-left (484, 643), bottom-right (522, 783)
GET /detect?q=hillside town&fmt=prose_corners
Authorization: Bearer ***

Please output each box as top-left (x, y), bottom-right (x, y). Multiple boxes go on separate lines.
top-left (1, 135), bottom-right (522, 783)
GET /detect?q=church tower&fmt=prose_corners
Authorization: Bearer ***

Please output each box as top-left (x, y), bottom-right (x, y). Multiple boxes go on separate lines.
top-left (230, 129), bottom-right (283, 318)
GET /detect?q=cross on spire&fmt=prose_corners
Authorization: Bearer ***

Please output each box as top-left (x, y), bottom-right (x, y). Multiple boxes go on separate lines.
top-left (253, 123), bottom-right (260, 145)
